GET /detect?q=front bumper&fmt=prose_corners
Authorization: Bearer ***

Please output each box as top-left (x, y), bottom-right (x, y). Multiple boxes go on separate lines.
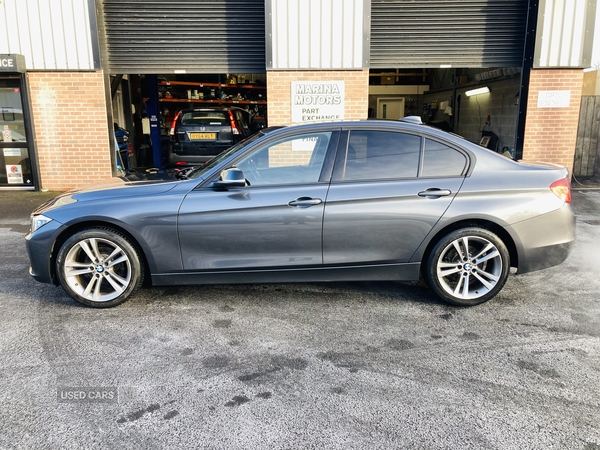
top-left (25, 219), bottom-right (65, 285)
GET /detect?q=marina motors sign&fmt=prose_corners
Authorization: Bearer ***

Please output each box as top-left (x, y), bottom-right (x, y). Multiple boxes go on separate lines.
top-left (291, 81), bottom-right (345, 123)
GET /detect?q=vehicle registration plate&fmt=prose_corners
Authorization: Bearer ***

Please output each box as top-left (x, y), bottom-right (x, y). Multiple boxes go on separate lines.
top-left (189, 132), bottom-right (216, 140)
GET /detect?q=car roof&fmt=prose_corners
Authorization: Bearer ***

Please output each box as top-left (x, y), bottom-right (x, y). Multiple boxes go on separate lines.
top-left (258, 119), bottom-right (501, 160)
top-left (262, 119), bottom-right (435, 135)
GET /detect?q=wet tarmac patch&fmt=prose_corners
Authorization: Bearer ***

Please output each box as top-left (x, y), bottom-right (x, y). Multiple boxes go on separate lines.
top-left (117, 403), bottom-right (161, 423)
top-left (517, 360), bottom-right (561, 379)
top-left (317, 351), bottom-right (362, 372)
top-left (219, 305), bottom-right (235, 312)
top-left (386, 339), bottom-right (415, 351)
top-left (213, 319), bottom-right (232, 328)
top-left (256, 392), bottom-right (272, 399)
top-left (203, 355), bottom-right (231, 369)
top-left (271, 356), bottom-right (309, 370)
top-left (225, 395), bottom-right (250, 407)
top-left (163, 410), bottom-right (179, 420)
top-left (461, 332), bottom-right (480, 340)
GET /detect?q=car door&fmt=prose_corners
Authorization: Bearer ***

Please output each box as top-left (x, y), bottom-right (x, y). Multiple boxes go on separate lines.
top-left (323, 129), bottom-right (468, 265)
top-left (178, 130), bottom-right (339, 270)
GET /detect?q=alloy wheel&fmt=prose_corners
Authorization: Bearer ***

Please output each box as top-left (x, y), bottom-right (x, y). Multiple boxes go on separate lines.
top-left (435, 235), bottom-right (503, 301)
top-left (63, 237), bottom-right (132, 302)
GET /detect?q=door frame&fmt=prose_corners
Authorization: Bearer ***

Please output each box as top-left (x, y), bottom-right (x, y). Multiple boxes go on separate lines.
top-left (376, 97), bottom-right (405, 120)
top-left (0, 73), bottom-right (41, 190)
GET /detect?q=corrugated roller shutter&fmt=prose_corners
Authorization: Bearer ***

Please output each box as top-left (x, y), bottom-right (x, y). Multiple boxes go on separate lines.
top-left (370, 0), bottom-right (528, 68)
top-left (102, 0), bottom-right (266, 74)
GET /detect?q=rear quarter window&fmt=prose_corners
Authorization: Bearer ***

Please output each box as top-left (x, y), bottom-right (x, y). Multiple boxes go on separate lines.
top-left (422, 139), bottom-right (467, 177)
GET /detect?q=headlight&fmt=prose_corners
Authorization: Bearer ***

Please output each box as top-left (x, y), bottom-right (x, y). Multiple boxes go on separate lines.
top-left (30, 214), bottom-right (53, 233)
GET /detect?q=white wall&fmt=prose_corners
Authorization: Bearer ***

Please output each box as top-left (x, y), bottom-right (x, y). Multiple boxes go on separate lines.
top-left (0, 0), bottom-right (97, 70)
top-left (266, 0), bottom-right (368, 70)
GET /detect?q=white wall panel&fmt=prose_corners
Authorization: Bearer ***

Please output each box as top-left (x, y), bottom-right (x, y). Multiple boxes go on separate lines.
top-left (0, 0), bottom-right (97, 70)
top-left (534, 0), bottom-right (597, 68)
top-left (267, 0), bottom-right (369, 70)
top-left (330, 0), bottom-right (344, 68)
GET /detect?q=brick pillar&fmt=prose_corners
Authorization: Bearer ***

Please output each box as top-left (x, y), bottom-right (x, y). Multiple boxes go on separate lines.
top-left (267, 70), bottom-right (370, 126)
top-left (27, 71), bottom-right (115, 191)
top-left (522, 69), bottom-right (584, 175)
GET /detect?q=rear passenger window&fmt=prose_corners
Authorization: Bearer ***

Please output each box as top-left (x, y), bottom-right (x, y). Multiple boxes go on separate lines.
top-left (344, 131), bottom-right (421, 181)
top-left (422, 139), bottom-right (467, 177)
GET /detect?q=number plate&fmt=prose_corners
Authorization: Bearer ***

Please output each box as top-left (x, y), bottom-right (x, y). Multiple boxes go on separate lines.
top-left (189, 132), bottom-right (216, 140)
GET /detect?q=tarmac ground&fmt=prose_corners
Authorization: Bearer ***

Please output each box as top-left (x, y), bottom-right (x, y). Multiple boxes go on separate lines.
top-left (1, 188), bottom-right (599, 449)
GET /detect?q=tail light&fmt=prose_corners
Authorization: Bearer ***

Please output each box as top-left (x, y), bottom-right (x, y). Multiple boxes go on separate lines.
top-left (228, 110), bottom-right (240, 135)
top-left (549, 178), bottom-right (571, 204)
top-left (175, 161), bottom-right (187, 166)
top-left (170, 110), bottom-right (183, 136)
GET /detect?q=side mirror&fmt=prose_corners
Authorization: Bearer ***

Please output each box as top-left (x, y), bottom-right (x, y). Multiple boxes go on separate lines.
top-left (213, 167), bottom-right (246, 188)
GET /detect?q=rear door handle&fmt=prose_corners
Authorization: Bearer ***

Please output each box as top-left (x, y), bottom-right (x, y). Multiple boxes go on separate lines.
top-left (288, 197), bottom-right (323, 207)
top-left (418, 188), bottom-right (452, 198)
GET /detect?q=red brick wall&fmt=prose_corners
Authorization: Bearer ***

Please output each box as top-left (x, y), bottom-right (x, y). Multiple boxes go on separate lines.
top-left (267, 70), bottom-right (369, 126)
top-left (522, 69), bottom-right (584, 175)
top-left (27, 71), bottom-right (114, 191)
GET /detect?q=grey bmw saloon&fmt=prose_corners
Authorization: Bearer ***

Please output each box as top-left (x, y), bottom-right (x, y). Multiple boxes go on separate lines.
top-left (26, 119), bottom-right (575, 308)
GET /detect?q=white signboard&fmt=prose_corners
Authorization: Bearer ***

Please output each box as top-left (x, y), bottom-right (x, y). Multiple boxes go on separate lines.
top-left (291, 81), bottom-right (345, 123)
top-left (538, 91), bottom-right (571, 108)
top-left (6, 164), bottom-right (23, 184)
top-left (3, 148), bottom-right (21, 157)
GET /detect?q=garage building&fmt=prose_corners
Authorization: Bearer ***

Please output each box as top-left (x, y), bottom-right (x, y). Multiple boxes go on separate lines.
top-left (0, 0), bottom-right (596, 191)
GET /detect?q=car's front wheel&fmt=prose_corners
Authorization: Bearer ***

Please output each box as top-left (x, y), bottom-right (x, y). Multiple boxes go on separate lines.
top-left (425, 227), bottom-right (510, 306)
top-left (56, 228), bottom-right (143, 308)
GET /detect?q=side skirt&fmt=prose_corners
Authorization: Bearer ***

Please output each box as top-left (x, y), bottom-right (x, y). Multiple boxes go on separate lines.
top-left (151, 263), bottom-right (421, 286)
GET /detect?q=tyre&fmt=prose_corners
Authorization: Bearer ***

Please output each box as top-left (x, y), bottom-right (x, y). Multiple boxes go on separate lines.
top-left (424, 227), bottom-right (510, 306)
top-left (56, 228), bottom-right (143, 308)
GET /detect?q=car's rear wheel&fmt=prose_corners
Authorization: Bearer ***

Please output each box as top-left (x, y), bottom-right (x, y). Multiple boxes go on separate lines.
top-left (425, 227), bottom-right (510, 306)
top-left (56, 228), bottom-right (143, 308)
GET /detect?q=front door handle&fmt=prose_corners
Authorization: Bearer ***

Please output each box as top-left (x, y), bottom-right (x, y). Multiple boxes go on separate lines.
top-left (418, 188), bottom-right (452, 198)
top-left (288, 197), bottom-right (323, 207)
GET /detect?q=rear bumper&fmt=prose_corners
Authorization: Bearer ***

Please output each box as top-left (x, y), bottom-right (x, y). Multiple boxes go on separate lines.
top-left (506, 204), bottom-right (576, 274)
top-left (168, 152), bottom-right (214, 165)
top-left (169, 142), bottom-right (231, 166)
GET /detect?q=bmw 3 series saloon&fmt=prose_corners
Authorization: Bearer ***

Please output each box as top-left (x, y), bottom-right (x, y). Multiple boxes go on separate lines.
top-left (26, 118), bottom-right (575, 308)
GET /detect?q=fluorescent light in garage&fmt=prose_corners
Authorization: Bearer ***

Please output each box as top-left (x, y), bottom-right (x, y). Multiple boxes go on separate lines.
top-left (465, 87), bottom-right (490, 97)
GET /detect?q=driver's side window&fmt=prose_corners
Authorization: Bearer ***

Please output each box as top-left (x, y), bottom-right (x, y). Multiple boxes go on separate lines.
top-left (236, 132), bottom-right (332, 186)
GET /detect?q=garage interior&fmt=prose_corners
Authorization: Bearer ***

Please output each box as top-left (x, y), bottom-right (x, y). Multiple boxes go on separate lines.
top-left (111, 67), bottom-right (522, 172)
top-left (111, 73), bottom-right (268, 171)
top-left (368, 67), bottom-right (523, 157)
top-left (104, 0), bottom-right (528, 172)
